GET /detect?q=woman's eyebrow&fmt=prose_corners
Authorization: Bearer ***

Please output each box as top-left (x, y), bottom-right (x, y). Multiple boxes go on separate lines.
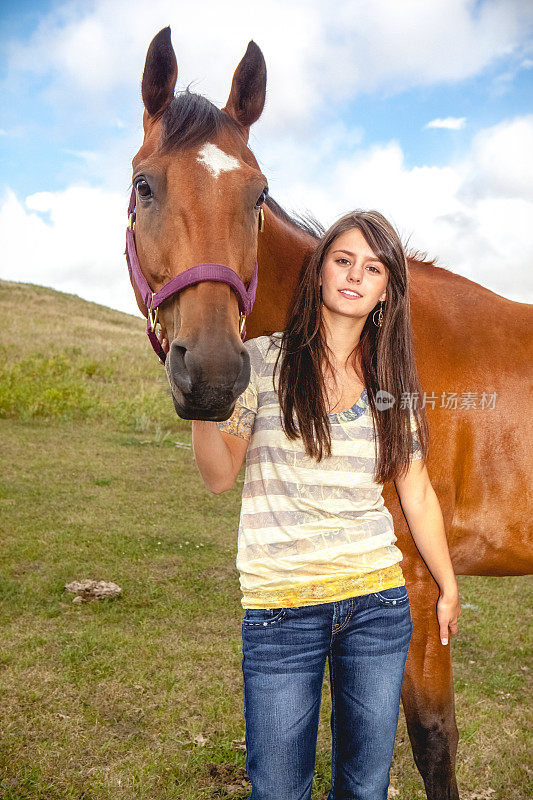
top-left (331, 249), bottom-right (383, 264)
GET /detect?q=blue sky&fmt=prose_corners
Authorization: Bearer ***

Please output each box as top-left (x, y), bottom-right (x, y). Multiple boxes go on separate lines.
top-left (1, 0), bottom-right (532, 313)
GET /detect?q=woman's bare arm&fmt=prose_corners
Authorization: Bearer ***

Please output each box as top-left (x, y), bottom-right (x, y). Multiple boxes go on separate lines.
top-left (158, 333), bottom-right (249, 494)
top-left (395, 460), bottom-right (461, 645)
top-left (191, 421), bottom-right (248, 494)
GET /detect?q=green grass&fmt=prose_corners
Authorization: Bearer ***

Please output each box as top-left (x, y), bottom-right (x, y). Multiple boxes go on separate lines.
top-left (0, 280), bottom-right (531, 799)
top-left (0, 280), bottom-right (176, 432)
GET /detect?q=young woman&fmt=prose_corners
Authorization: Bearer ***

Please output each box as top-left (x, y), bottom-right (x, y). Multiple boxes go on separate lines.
top-left (163, 210), bottom-right (461, 800)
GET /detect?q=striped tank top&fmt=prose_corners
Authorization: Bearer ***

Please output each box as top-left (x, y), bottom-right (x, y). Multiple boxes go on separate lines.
top-left (217, 333), bottom-right (423, 609)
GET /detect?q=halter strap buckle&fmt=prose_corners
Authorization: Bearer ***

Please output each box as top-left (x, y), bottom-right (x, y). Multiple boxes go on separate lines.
top-left (148, 298), bottom-right (159, 333)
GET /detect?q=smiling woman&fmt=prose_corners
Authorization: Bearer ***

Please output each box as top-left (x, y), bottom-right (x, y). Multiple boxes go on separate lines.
top-left (274, 208), bottom-right (429, 484)
top-left (191, 208), bottom-right (460, 800)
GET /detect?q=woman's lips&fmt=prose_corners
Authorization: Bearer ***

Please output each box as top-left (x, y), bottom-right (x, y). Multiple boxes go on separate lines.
top-left (339, 289), bottom-right (362, 298)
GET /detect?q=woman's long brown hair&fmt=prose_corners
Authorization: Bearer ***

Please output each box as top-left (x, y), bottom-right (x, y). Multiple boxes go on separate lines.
top-left (269, 210), bottom-right (429, 484)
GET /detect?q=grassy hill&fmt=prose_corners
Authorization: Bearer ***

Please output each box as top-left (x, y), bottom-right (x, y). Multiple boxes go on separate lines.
top-left (0, 280), bottom-right (531, 799)
top-left (0, 279), bottom-right (182, 433)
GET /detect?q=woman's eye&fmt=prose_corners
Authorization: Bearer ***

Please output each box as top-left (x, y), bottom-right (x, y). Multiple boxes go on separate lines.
top-left (336, 258), bottom-right (350, 265)
top-left (255, 187), bottom-right (268, 209)
top-left (134, 178), bottom-right (152, 199)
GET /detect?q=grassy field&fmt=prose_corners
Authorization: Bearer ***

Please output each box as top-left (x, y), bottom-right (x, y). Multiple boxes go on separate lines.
top-left (0, 280), bottom-right (531, 799)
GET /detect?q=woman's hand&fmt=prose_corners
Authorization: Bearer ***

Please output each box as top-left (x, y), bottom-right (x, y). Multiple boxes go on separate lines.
top-left (437, 585), bottom-right (461, 646)
top-left (156, 327), bottom-right (169, 355)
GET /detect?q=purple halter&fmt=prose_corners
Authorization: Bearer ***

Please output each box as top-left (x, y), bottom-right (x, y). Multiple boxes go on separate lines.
top-left (125, 188), bottom-right (259, 363)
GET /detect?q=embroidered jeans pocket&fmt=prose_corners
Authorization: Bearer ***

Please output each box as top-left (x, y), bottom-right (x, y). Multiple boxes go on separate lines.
top-left (372, 585), bottom-right (409, 605)
top-left (242, 608), bottom-right (286, 627)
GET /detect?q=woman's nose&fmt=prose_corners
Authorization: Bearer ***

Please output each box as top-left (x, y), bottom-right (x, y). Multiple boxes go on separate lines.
top-left (347, 267), bottom-right (363, 282)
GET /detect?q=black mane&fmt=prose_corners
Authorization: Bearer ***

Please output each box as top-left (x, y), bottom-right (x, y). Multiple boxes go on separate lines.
top-left (265, 196), bottom-right (324, 240)
top-left (160, 90), bottom-right (241, 151)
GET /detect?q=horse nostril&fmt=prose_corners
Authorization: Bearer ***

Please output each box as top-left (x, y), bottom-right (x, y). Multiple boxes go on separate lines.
top-left (233, 348), bottom-right (251, 396)
top-left (166, 343), bottom-right (192, 395)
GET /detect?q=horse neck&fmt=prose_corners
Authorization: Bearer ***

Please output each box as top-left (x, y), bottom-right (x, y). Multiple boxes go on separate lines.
top-left (251, 204), bottom-right (316, 337)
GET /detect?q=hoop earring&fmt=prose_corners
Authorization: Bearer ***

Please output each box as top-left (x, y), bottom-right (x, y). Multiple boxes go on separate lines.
top-left (372, 300), bottom-right (384, 327)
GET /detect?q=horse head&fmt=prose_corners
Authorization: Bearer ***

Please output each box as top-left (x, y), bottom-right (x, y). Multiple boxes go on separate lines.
top-left (130, 27), bottom-right (267, 421)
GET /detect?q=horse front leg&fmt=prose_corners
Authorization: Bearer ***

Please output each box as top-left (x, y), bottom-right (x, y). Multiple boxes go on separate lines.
top-left (401, 575), bottom-right (460, 800)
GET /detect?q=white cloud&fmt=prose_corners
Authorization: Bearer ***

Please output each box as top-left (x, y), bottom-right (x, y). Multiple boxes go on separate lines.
top-left (1, 3), bottom-right (532, 309)
top-left (460, 115), bottom-right (533, 201)
top-left (4, 0), bottom-right (533, 133)
top-left (425, 117), bottom-right (466, 130)
top-left (1, 115), bottom-right (531, 309)
top-left (258, 115), bottom-right (533, 304)
top-left (0, 186), bottom-right (139, 315)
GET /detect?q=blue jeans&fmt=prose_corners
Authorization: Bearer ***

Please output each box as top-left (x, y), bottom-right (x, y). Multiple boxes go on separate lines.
top-left (241, 585), bottom-right (413, 800)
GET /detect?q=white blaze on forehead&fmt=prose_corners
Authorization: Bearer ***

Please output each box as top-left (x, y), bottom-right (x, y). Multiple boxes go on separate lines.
top-left (196, 142), bottom-right (241, 178)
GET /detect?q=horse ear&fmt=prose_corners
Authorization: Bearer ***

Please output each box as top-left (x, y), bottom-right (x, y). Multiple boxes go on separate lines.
top-left (222, 41), bottom-right (266, 134)
top-left (141, 27), bottom-right (178, 118)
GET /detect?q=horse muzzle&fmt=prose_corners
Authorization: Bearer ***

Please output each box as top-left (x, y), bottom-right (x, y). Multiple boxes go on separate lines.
top-left (164, 337), bottom-right (251, 421)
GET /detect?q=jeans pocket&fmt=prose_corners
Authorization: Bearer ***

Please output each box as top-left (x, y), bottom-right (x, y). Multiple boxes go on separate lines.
top-left (242, 607), bottom-right (286, 627)
top-left (373, 585), bottom-right (409, 605)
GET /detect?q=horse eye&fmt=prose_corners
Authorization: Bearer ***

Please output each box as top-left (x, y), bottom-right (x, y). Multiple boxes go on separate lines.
top-left (255, 187), bottom-right (268, 209)
top-left (134, 177), bottom-right (152, 199)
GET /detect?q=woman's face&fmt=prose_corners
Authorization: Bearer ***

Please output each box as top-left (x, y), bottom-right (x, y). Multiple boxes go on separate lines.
top-left (319, 228), bottom-right (388, 322)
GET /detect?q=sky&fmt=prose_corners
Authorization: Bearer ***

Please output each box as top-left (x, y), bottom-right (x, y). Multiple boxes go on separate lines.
top-left (0, 0), bottom-right (532, 317)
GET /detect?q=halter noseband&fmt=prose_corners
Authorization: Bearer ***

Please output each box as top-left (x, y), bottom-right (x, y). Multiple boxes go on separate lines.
top-left (125, 187), bottom-right (261, 363)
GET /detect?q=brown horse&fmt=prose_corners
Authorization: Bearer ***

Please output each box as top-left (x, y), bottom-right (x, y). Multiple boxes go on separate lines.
top-left (130, 27), bottom-right (533, 800)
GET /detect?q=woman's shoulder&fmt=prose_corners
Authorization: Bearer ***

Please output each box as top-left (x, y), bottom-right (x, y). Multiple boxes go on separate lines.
top-left (244, 332), bottom-right (283, 360)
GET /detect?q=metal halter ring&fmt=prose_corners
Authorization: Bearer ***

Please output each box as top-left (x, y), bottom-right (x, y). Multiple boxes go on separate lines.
top-left (148, 299), bottom-right (159, 333)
